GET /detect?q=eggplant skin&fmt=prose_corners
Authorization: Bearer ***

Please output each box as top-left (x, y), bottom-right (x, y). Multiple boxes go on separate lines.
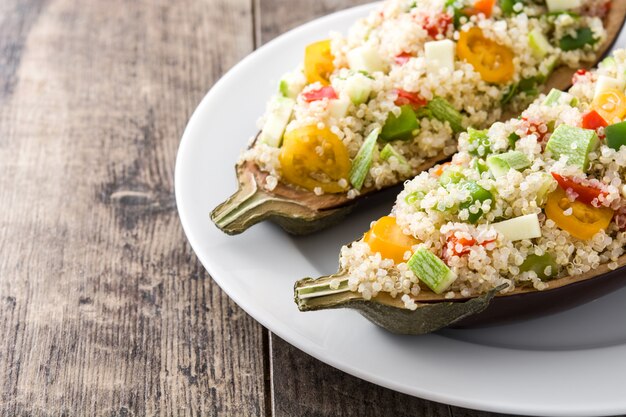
top-left (452, 264), bottom-right (626, 328)
top-left (295, 255), bottom-right (626, 333)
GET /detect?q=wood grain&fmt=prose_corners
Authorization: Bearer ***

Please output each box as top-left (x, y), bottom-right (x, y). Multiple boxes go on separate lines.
top-left (0, 0), bottom-right (267, 416)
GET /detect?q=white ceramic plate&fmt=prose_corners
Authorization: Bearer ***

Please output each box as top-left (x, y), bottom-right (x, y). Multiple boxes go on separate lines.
top-left (175, 4), bottom-right (626, 416)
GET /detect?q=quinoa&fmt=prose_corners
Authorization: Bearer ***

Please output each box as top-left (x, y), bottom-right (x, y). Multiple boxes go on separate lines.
top-left (242, 0), bottom-right (607, 196)
top-left (339, 48), bottom-right (626, 309)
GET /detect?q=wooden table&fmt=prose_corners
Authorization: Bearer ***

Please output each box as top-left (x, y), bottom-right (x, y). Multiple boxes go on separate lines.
top-left (0, 1), bottom-right (519, 415)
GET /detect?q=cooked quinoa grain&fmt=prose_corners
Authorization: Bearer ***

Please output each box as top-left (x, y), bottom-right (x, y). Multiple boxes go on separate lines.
top-left (339, 49), bottom-right (626, 308)
top-left (242, 0), bottom-right (608, 196)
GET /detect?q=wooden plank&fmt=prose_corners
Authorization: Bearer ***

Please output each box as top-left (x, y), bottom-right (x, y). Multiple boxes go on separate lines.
top-left (254, 1), bottom-right (445, 415)
top-left (255, 2), bottom-right (514, 416)
top-left (269, 336), bottom-right (452, 417)
top-left (0, 0), bottom-right (267, 416)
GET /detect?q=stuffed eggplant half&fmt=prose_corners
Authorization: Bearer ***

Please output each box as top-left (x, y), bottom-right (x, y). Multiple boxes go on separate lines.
top-left (295, 50), bottom-right (626, 334)
top-left (212, 0), bottom-right (623, 235)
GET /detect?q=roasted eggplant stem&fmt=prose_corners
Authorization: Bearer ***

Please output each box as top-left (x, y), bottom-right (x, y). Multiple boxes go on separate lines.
top-left (295, 271), bottom-right (507, 335)
top-left (211, 164), bottom-right (353, 235)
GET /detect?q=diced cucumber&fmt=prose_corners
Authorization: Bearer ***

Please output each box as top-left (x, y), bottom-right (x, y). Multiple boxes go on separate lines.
top-left (427, 97), bottom-right (463, 133)
top-left (349, 128), bottom-right (381, 190)
top-left (535, 172), bottom-right (556, 205)
top-left (599, 56), bottom-right (617, 70)
top-left (439, 166), bottom-right (464, 186)
top-left (328, 97), bottom-right (352, 119)
top-left (467, 128), bottom-right (491, 157)
top-left (536, 55), bottom-right (559, 84)
top-left (407, 247), bottom-right (457, 294)
top-left (279, 71), bottom-right (306, 99)
top-left (593, 75), bottom-right (626, 100)
top-left (347, 45), bottom-right (387, 74)
top-left (259, 96), bottom-right (295, 147)
top-left (500, 0), bottom-right (523, 15)
top-left (380, 144), bottom-right (409, 166)
top-left (492, 213), bottom-right (542, 242)
top-left (545, 124), bottom-right (599, 171)
top-left (425, 39), bottom-right (455, 73)
top-left (542, 88), bottom-right (576, 106)
top-left (559, 28), bottom-right (597, 52)
top-left (546, 0), bottom-right (581, 12)
top-left (605, 121), bottom-right (626, 150)
top-left (380, 105), bottom-right (420, 142)
top-left (459, 181), bottom-right (493, 224)
top-left (486, 151), bottom-right (531, 178)
top-left (520, 254), bottom-right (558, 281)
top-left (342, 72), bottom-right (373, 105)
top-left (528, 28), bottom-right (551, 60)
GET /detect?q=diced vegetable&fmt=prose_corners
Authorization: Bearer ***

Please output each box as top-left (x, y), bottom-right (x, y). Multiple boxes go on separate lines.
top-left (395, 52), bottom-right (413, 65)
top-left (535, 172), bottom-right (556, 205)
top-left (457, 27), bottom-right (515, 84)
top-left (594, 75), bottom-right (626, 101)
top-left (328, 97), bottom-right (351, 119)
top-left (545, 125), bottom-right (598, 171)
top-left (279, 72), bottom-right (306, 99)
top-left (259, 96), bottom-right (295, 147)
top-left (459, 181), bottom-right (493, 223)
top-left (592, 89), bottom-right (626, 124)
top-left (304, 40), bottom-right (334, 85)
top-left (347, 45), bottom-right (387, 74)
top-left (546, 0), bottom-right (581, 12)
top-left (486, 151), bottom-right (531, 178)
top-left (427, 97), bottom-right (463, 133)
top-left (599, 56), bottom-right (617, 71)
top-left (471, 158), bottom-right (489, 174)
top-left (407, 247), bottom-right (458, 294)
top-left (472, 0), bottom-right (495, 17)
top-left (364, 216), bottom-right (419, 264)
top-left (559, 28), bottom-right (597, 52)
top-left (342, 72), bottom-right (373, 105)
top-left (395, 90), bottom-right (427, 109)
top-left (425, 39), bottom-right (455, 73)
top-left (423, 11), bottom-right (453, 36)
top-left (528, 28), bottom-right (551, 60)
top-left (466, 128), bottom-right (491, 157)
top-left (542, 88), bottom-right (576, 106)
top-left (520, 254), bottom-right (558, 281)
top-left (581, 110), bottom-right (608, 130)
top-left (545, 188), bottom-right (613, 240)
top-left (349, 128), bottom-right (381, 190)
top-left (380, 105), bottom-right (420, 142)
top-left (500, 0), bottom-right (523, 15)
top-left (492, 213), bottom-right (542, 241)
top-left (405, 191), bottom-right (425, 205)
top-left (302, 86), bottom-right (337, 102)
top-left (279, 125), bottom-right (351, 193)
top-left (605, 121), bottom-right (626, 150)
top-left (380, 144), bottom-right (409, 166)
top-left (551, 172), bottom-right (608, 205)
top-left (439, 166), bottom-right (464, 186)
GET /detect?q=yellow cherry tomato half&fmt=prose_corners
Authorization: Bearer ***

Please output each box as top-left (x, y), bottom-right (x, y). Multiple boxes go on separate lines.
top-left (279, 125), bottom-right (350, 193)
top-left (457, 27), bottom-right (515, 84)
top-left (304, 40), bottom-right (334, 86)
top-left (545, 188), bottom-right (614, 240)
top-left (363, 216), bottom-right (420, 264)
top-left (591, 89), bottom-right (626, 124)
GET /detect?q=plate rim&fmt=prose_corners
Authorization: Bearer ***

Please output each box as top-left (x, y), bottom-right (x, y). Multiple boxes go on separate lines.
top-left (174, 3), bottom-right (626, 416)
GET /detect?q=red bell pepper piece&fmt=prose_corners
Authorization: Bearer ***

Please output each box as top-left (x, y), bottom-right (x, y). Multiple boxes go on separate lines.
top-left (302, 86), bottom-right (337, 102)
top-left (551, 172), bottom-right (609, 206)
top-left (582, 110), bottom-right (608, 131)
top-left (395, 52), bottom-right (413, 65)
top-left (394, 89), bottom-right (427, 109)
